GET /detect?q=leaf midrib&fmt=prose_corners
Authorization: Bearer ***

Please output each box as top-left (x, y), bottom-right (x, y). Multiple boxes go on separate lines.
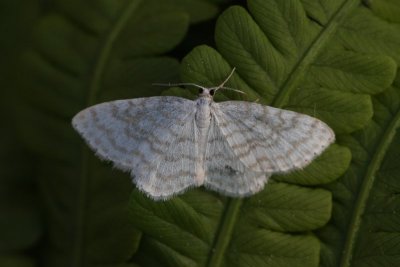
top-left (272, 0), bottom-right (360, 108)
top-left (340, 102), bottom-right (400, 267)
top-left (73, 1), bottom-right (142, 266)
top-left (207, 1), bottom-right (360, 266)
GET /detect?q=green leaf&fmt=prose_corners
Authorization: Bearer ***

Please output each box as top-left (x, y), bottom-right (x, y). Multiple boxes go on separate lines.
top-left (275, 144), bottom-right (351, 185)
top-left (0, 124), bottom-right (42, 263)
top-left (286, 87), bottom-right (373, 134)
top-left (12, 0), bottom-right (208, 266)
top-left (0, 256), bottom-right (35, 267)
top-left (318, 84), bottom-right (400, 267)
top-left (129, 0), bottom-right (399, 266)
top-left (182, 4), bottom-right (395, 134)
top-left (8, 0), bottom-right (400, 266)
top-left (354, 128), bottom-right (400, 266)
top-left (130, 184), bottom-right (330, 267)
top-left (336, 6), bottom-right (400, 62)
top-left (305, 50), bottom-right (396, 95)
top-left (0, 0), bottom-right (42, 265)
top-left (305, 2), bottom-right (400, 267)
top-left (366, 0), bottom-right (400, 23)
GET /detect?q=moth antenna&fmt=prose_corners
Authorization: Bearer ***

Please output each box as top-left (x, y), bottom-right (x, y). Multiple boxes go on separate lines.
top-left (219, 86), bottom-right (246, 95)
top-left (214, 68), bottom-right (236, 93)
top-left (152, 82), bottom-right (207, 90)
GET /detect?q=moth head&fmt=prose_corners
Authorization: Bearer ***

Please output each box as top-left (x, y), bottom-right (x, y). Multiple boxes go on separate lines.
top-left (198, 88), bottom-right (215, 98)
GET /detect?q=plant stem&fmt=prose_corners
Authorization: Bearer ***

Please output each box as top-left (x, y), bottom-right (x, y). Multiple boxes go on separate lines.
top-left (340, 106), bottom-right (400, 267)
top-left (207, 198), bottom-right (243, 267)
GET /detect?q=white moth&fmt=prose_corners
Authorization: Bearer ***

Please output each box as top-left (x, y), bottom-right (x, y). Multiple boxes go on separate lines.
top-left (72, 69), bottom-right (335, 200)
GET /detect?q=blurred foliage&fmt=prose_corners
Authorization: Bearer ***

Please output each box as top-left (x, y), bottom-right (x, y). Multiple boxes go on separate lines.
top-left (1, 0), bottom-right (400, 267)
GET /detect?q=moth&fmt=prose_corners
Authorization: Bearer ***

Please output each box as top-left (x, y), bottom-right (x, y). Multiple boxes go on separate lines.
top-left (72, 69), bottom-right (334, 200)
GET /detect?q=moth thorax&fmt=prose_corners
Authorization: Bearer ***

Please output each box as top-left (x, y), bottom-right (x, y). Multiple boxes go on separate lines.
top-left (195, 97), bottom-right (212, 129)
